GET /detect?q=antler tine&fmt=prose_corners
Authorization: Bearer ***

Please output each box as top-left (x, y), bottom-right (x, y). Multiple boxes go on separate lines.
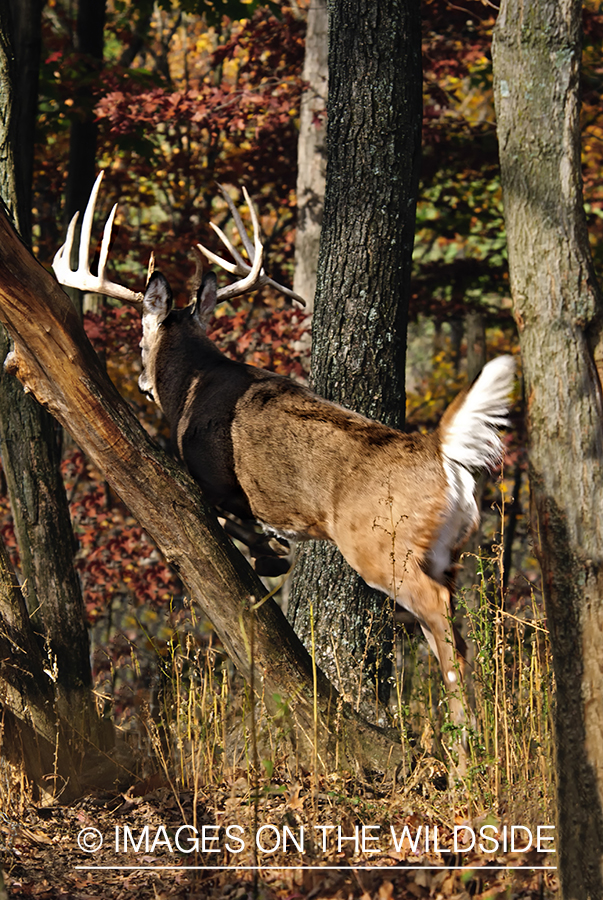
top-left (218, 183), bottom-right (257, 262)
top-left (97, 202), bottom-right (118, 280)
top-left (261, 275), bottom-right (306, 305)
top-left (52, 209), bottom-right (79, 274)
top-left (206, 222), bottom-right (245, 274)
top-left (196, 186), bottom-right (306, 307)
top-left (197, 184), bottom-right (257, 275)
top-left (213, 229), bottom-right (264, 302)
top-left (52, 170), bottom-right (144, 307)
top-left (242, 186), bottom-right (264, 274)
top-left (79, 170), bottom-right (104, 273)
top-left (195, 185), bottom-right (262, 298)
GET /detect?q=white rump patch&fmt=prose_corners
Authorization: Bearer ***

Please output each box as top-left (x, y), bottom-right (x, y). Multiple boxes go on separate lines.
top-left (429, 458), bottom-right (478, 582)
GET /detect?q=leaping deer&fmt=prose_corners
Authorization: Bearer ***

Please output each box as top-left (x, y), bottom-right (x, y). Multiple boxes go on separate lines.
top-left (54, 172), bottom-right (515, 739)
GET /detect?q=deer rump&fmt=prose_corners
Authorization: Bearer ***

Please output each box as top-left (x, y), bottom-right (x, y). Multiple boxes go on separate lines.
top-left (140, 270), bottom-right (515, 695)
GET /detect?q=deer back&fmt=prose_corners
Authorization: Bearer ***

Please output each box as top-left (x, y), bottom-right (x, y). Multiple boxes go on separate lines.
top-left (139, 272), bottom-right (450, 561)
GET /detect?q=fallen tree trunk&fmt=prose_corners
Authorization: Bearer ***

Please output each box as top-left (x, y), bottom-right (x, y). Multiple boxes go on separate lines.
top-left (0, 209), bottom-right (403, 777)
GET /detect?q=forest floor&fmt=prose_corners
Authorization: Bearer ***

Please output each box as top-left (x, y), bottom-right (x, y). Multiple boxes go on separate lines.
top-left (1, 762), bottom-right (558, 900)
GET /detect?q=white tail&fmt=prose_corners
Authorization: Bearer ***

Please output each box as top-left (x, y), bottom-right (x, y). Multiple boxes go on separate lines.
top-left (442, 355), bottom-right (515, 469)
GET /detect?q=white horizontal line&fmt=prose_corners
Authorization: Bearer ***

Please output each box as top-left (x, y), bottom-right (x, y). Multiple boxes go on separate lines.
top-left (75, 865), bottom-right (557, 872)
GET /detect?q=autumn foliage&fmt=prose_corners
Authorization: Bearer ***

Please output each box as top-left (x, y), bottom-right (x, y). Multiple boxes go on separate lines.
top-left (1, 0), bottom-right (601, 752)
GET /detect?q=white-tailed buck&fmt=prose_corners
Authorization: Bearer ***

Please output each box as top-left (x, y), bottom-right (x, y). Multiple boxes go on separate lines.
top-left (54, 172), bottom-right (515, 726)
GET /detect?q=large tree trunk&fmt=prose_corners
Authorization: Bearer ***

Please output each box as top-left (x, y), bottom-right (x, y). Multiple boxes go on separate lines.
top-left (0, 0), bottom-right (117, 798)
top-left (288, 0), bottom-right (422, 717)
top-left (492, 1), bottom-right (603, 896)
top-left (0, 210), bottom-right (404, 778)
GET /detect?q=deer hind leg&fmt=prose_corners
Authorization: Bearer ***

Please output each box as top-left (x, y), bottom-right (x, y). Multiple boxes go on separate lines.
top-left (408, 571), bottom-right (468, 773)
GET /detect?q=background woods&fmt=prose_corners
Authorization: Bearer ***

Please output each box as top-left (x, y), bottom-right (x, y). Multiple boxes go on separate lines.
top-left (0, 0), bottom-right (601, 898)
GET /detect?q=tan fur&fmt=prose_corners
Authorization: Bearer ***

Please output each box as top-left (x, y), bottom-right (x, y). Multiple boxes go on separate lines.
top-left (230, 381), bottom-right (467, 680)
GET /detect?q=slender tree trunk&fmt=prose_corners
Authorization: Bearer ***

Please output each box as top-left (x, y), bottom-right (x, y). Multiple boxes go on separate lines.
top-left (293, 0), bottom-right (328, 311)
top-left (465, 311), bottom-right (486, 382)
top-left (64, 0), bottom-right (106, 224)
top-left (6, 0), bottom-right (42, 244)
top-left (64, 0), bottom-right (106, 316)
top-left (0, 537), bottom-right (111, 798)
top-left (0, 5), bottom-right (17, 219)
top-left (288, 0), bottom-right (422, 718)
top-left (0, 340), bottom-right (99, 727)
top-left (493, 1), bottom-right (603, 895)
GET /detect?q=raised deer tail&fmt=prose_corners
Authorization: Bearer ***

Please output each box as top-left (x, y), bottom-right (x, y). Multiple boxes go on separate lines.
top-left (440, 355), bottom-right (515, 471)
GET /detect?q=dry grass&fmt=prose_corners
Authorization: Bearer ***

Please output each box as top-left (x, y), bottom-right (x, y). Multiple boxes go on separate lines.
top-left (0, 513), bottom-right (556, 893)
top-left (124, 535), bottom-right (554, 841)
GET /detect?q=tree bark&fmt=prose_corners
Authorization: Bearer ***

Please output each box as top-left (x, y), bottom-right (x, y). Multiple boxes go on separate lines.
top-left (64, 0), bottom-right (106, 225)
top-left (64, 0), bottom-right (106, 318)
top-left (6, 0), bottom-right (43, 244)
top-left (0, 212), bottom-right (404, 777)
top-left (293, 0), bottom-right (328, 311)
top-left (0, 331), bottom-right (97, 723)
top-left (0, 4), bottom-right (18, 222)
top-left (288, 0), bottom-right (422, 717)
top-left (493, 1), bottom-right (603, 896)
top-left (0, 535), bottom-right (117, 799)
top-left (0, 0), bottom-right (118, 797)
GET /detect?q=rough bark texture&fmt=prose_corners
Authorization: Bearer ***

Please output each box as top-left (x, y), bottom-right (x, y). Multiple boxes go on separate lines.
top-left (0, 535), bottom-right (117, 799)
top-left (0, 213), bottom-right (404, 778)
top-left (0, 1), bottom-right (117, 796)
top-left (293, 0), bottom-right (328, 311)
top-left (0, 328), bottom-right (95, 718)
top-left (0, 3), bottom-right (18, 220)
top-left (288, 0), bottom-right (422, 716)
top-left (493, 2), bottom-right (603, 896)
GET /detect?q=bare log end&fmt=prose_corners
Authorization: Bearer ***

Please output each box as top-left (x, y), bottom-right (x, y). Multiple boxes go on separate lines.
top-left (4, 348), bottom-right (20, 378)
top-left (4, 344), bottom-right (53, 407)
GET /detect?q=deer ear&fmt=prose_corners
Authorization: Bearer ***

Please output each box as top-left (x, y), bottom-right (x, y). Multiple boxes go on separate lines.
top-left (192, 272), bottom-right (217, 328)
top-left (143, 272), bottom-right (172, 322)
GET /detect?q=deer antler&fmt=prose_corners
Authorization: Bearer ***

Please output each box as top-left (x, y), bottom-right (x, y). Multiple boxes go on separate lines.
top-left (196, 185), bottom-right (305, 307)
top-left (52, 171), bottom-right (144, 307)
